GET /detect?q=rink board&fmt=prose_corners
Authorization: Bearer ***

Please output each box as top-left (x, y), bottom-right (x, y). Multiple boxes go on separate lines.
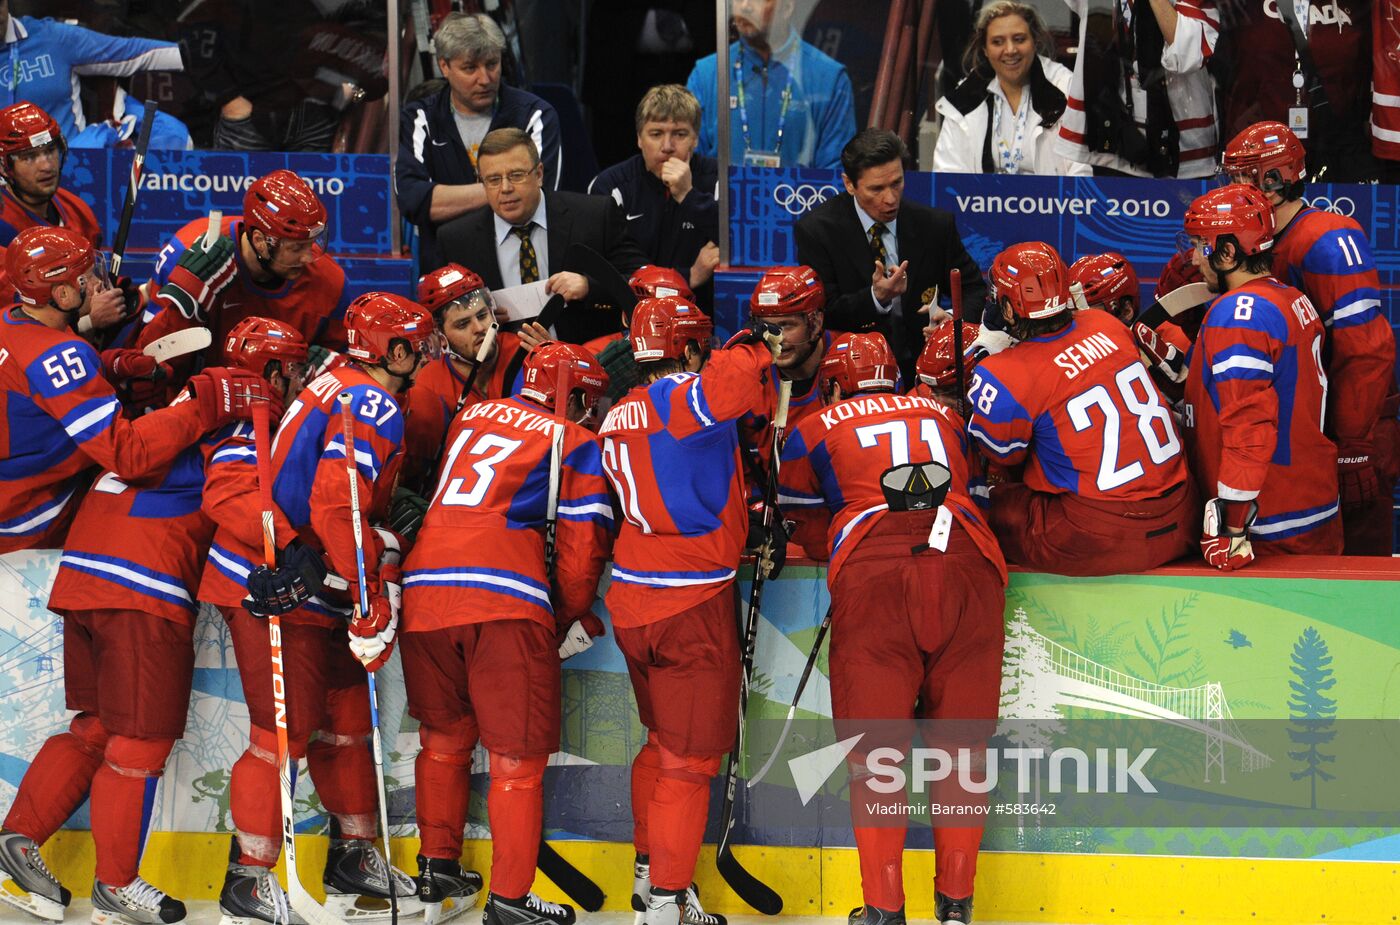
top-left (2, 552), bottom-right (1398, 923)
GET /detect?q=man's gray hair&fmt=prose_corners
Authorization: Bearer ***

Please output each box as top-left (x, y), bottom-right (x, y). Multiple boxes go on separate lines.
top-left (433, 12), bottom-right (506, 64)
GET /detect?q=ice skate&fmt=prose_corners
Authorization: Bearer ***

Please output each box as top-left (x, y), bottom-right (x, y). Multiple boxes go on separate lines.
top-left (629, 858), bottom-right (725, 925)
top-left (629, 855), bottom-right (649, 925)
top-left (482, 892), bottom-right (576, 925)
top-left (217, 863), bottom-right (305, 925)
top-left (847, 904), bottom-right (906, 925)
top-left (0, 829), bottom-right (70, 922)
top-left (90, 877), bottom-right (186, 925)
top-left (935, 891), bottom-right (972, 923)
top-left (643, 887), bottom-right (683, 925)
top-left (415, 856), bottom-right (482, 925)
top-left (321, 837), bottom-right (423, 920)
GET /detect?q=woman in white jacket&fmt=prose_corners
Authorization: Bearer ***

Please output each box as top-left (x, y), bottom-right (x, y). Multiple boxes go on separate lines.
top-left (933, 1), bottom-right (1090, 176)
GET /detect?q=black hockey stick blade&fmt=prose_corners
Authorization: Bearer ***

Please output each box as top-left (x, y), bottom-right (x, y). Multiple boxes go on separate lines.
top-left (563, 243), bottom-right (639, 315)
top-left (537, 838), bottom-right (605, 912)
top-left (499, 293), bottom-right (567, 392)
top-left (717, 847), bottom-right (783, 915)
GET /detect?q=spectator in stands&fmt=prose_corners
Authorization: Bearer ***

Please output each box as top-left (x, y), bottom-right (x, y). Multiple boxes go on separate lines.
top-left (794, 129), bottom-right (985, 383)
top-left (1055, 0), bottom-right (1218, 178)
top-left (1216, 0), bottom-right (1373, 180)
top-left (686, 0), bottom-right (856, 169)
top-left (398, 12), bottom-right (562, 274)
top-left (0, 0), bottom-right (182, 144)
top-left (435, 128), bottom-right (647, 345)
top-left (589, 85), bottom-right (719, 310)
top-left (933, 1), bottom-right (1089, 176)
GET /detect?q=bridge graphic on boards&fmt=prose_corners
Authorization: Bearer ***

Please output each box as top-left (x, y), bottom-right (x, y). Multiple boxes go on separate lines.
top-left (1031, 626), bottom-right (1271, 782)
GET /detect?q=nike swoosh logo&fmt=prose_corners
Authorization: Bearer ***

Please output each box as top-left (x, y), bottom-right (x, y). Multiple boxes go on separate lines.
top-left (431, 139), bottom-right (448, 146)
top-left (626, 213), bottom-right (644, 221)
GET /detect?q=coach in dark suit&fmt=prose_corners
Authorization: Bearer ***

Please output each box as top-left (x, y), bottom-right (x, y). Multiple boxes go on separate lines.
top-left (795, 129), bottom-right (987, 382)
top-left (436, 127), bottom-right (647, 345)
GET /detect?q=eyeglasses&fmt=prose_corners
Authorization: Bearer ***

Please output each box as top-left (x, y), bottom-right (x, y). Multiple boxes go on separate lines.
top-left (481, 168), bottom-right (538, 189)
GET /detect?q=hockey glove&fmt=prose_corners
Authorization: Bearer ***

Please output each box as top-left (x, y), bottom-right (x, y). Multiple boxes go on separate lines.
top-left (724, 321), bottom-right (784, 359)
top-left (373, 526), bottom-right (405, 567)
top-left (187, 367), bottom-right (279, 431)
top-left (388, 486), bottom-right (430, 542)
top-left (100, 348), bottom-right (160, 383)
top-left (1133, 322), bottom-right (1188, 385)
top-left (558, 612), bottom-right (606, 660)
top-left (115, 275), bottom-right (146, 319)
top-left (753, 511), bottom-right (789, 581)
top-left (597, 335), bottom-right (641, 402)
top-left (155, 233), bottom-right (237, 323)
top-left (349, 566), bottom-right (400, 672)
top-left (966, 326), bottom-right (1015, 363)
top-left (1201, 497), bottom-right (1258, 571)
top-left (1338, 443), bottom-right (1380, 508)
top-left (245, 539), bottom-right (329, 617)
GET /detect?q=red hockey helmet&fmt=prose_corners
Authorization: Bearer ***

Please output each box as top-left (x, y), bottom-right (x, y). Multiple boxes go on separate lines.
top-left (916, 321), bottom-right (981, 388)
top-left (344, 292), bottom-right (440, 365)
top-left (1183, 184), bottom-right (1275, 257)
top-left (1222, 121), bottom-right (1306, 191)
top-left (0, 102), bottom-right (64, 180)
top-left (630, 297), bottom-right (714, 362)
top-left (1069, 253), bottom-right (1139, 312)
top-left (6, 226), bottom-right (95, 306)
top-left (749, 265), bottom-right (825, 319)
top-left (223, 315), bottom-right (310, 376)
top-left (417, 263), bottom-right (490, 315)
top-left (243, 170), bottom-right (327, 242)
top-left (520, 340), bottom-right (610, 415)
top-left (628, 265), bottom-right (694, 302)
top-left (989, 242), bottom-right (1073, 320)
top-left (822, 332), bottom-right (897, 396)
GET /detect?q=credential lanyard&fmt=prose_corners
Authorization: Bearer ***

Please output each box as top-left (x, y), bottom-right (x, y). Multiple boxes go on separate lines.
top-left (734, 47), bottom-right (792, 159)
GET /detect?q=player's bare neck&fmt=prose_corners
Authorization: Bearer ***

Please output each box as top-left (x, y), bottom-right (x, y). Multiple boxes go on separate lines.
top-left (1275, 198), bottom-right (1305, 231)
top-left (12, 188), bottom-right (51, 215)
top-left (16, 304), bottom-right (65, 330)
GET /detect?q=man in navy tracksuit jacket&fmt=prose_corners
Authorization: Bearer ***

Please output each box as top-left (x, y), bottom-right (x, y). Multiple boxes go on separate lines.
top-left (396, 13), bottom-right (561, 274)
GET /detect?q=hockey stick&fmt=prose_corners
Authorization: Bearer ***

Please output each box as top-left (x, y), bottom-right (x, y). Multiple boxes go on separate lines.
top-left (78, 100), bottom-right (158, 335)
top-left (339, 393), bottom-right (399, 925)
top-left (141, 327), bottom-right (212, 362)
top-left (714, 380), bottom-right (791, 916)
top-left (1133, 281), bottom-right (1212, 330)
top-left (499, 293), bottom-right (566, 397)
top-left (534, 373), bottom-right (608, 914)
top-left (563, 242), bottom-right (640, 319)
top-left (746, 606), bottom-right (832, 789)
top-left (950, 268), bottom-right (966, 416)
top-left (253, 401), bottom-right (349, 925)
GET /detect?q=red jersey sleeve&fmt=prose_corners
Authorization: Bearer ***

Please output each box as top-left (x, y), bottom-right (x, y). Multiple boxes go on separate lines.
top-left (551, 427), bottom-right (616, 623)
top-left (310, 384), bottom-right (403, 594)
top-left (663, 343), bottom-right (771, 440)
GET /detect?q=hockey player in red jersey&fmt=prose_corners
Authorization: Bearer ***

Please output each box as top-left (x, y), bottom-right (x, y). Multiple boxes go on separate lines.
top-left (196, 292), bottom-right (437, 922)
top-left (742, 266), bottom-right (832, 460)
top-left (0, 103), bottom-right (101, 250)
top-left (965, 242), bottom-right (1196, 575)
top-left (401, 341), bottom-right (615, 925)
top-left (911, 319), bottom-right (981, 406)
top-left (779, 331), bottom-right (1006, 925)
top-left (0, 226), bottom-right (269, 556)
top-left (1223, 122), bottom-right (1398, 555)
top-left (135, 169), bottom-right (352, 365)
top-left (1068, 253), bottom-right (1139, 325)
top-left (587, 265), bottom-right (695, 405)
top-left (400, 263), bottom-right (547, 486)
top-left (1180, 185), bottom-right (1342, 566)
top-left (598, 296), bottom-right (779, 925)
top-left (0, 317), bottom-right (304, 925)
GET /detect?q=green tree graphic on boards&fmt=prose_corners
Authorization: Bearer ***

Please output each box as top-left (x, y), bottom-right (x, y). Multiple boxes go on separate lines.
top-left (1287, 626), bottom-right (1337, 810)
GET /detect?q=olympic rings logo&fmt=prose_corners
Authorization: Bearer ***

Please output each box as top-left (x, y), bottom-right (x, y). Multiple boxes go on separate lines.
top-left (1306, 195), bottom-right (1356, 217)
top-left (772, 183), bottom-right (839, 215)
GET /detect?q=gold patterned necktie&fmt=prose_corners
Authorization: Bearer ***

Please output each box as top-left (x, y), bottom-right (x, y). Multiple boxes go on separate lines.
top-left (514, 224), bottom-right (539, 284)
top-left (868, 222), bottom-right (889, 268)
